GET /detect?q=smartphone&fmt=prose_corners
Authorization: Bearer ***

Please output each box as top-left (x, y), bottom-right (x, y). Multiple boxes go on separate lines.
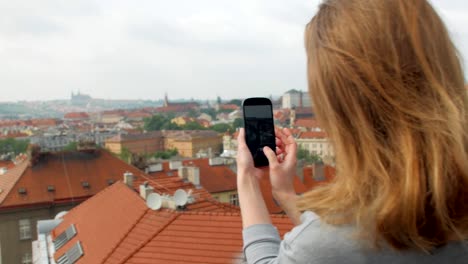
top-left (242, 97), bottom-right (276, 167)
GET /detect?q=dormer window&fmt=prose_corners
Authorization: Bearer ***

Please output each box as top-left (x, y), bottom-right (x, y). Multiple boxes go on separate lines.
top-left (47, 185), bottom-right (55, 192)
top-left (81, 182), bottom-right (90, 189)
top-left (18, 188), bottom-right (27, 195)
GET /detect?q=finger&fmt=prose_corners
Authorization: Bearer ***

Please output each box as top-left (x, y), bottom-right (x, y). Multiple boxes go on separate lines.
top-left (276, 147), bottom-right (284, 155)
top-left (263, 146), bottom-right (279, 168)
top-left (275, 137), bottom-right (283, 147)
top-left (282, 128), bottom-right (297, 146)
top-left (237, 128), bottom-right (249, 150)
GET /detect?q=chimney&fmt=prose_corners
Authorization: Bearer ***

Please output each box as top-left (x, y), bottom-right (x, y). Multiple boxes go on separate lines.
top-left (139, 182), bottom-right (154, 199)
top-left (187, 166), bottom-right (200, 187)
top-left (123, 172), bottom-right (134, 188)
top-left (208, 157), bottom-right (224, 166)
top-left (178, 167), bottom-right (189, 181)
top-left (169, 160), bottom-right (182, 170)
top-left (312, 163), bottom-right (325, 181)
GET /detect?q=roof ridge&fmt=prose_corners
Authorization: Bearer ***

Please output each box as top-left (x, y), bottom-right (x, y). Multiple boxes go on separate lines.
top-left (109, 212), bottom-right (180, 264)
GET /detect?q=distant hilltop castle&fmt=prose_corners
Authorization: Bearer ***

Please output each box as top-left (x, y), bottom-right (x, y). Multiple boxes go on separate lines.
top-left (71, 91), bottom-right (92, 106)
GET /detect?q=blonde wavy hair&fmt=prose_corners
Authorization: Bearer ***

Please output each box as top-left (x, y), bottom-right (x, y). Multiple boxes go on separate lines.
top-left (298, 0), bottom-right (468, 251)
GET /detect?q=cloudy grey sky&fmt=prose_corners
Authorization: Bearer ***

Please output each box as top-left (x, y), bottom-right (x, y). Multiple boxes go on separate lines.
top-left (0, 0), bottom-right (466, 102)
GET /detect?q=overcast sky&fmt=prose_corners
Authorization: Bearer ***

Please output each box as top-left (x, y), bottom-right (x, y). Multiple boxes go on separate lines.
top-left (0, 0), bottom-right (466, 102)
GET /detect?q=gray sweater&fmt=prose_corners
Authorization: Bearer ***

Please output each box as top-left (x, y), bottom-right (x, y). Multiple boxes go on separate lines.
top-left (242, 211), bottom-right (468, 264)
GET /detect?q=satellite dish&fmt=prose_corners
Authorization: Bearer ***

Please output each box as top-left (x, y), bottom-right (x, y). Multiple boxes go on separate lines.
top-left (55, 211), bottom-right (68, 220)
top-left (174, 189), bottom-right (188, 206)
top-left (146, 193), bottom-right (162, 210)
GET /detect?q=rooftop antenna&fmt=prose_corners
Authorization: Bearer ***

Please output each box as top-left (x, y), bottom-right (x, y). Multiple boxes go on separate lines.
top-left (146, 193), bottom-right (162, 210)
top-left (174, 189), bottom-right (188, 207)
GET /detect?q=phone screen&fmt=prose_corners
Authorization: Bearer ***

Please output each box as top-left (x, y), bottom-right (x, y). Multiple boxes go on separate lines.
top-left (243, 99), bottom-right (276, 167)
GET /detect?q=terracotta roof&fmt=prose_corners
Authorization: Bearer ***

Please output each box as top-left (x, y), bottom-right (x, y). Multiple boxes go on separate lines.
top-left (135, 161), bottom-right (239, 213)
top-left (51, 181), bottom-right (293, 264)
top-left (298, 131), bottom-right (328, 139)
top-left (0, 159), bottom-right (29, 205)
top-left (125, 111), bottom-right (152, 119)
top-left (0, 160), bottom-right (14, 169)
top-left (52, 182), bottom-right (149, 264)
top-left (0, 150), bottom-right (146, 209)
top-left (294, 118), bottom-right (321, 129)
top-left (219, 104), bottom-right (239, 111)
top-left (147, 159), bottom-right (237, 193)
top-left (302, 165), bottom-right (335, 190)
top-left (0, 131), bottom-right (29, 139)
top-left (30, 118), bottom-right (60, 127)
top-left (294, 107), bottom-right (314, 115)
top-left (64, 112), bottom-right (90, 119)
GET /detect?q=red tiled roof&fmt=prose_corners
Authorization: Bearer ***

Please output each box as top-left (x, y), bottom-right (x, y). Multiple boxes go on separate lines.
top-left (147, 159), bottom-right (237, 193)
top-left (298, 131), bottom-right (327, 139)
top-left (0, 150), bottom-right (145, 209)
top-left (0, 160), bottom-right (14, 169)
top-left (30, 118), bottom-right (60, 127)
top-left (0, 159), bottom-right (29, 205)
top-left (64, 112), bottom-right (90, 119)
top-left (294, 118), bottom-right (321, 129)
top-left (219, 104), bottom-right (239, 111)
top-left (51, 181), bottom-right (293, 264)
top-left (0, 131), bottom-right (29, 139)
top-left (52, 182), bottom-right (149, 264)
top-left (125, 111), bottom-right (152, 119)
top-left (302, 165), bottom-right (335, 190)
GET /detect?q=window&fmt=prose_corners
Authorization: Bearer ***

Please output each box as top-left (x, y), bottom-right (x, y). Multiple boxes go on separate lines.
top-left (19, 219), bottom-right (31, 240)
top-left (22, 252), bottom-right (32, 264)
top-left (229, 194), bottom-right (239, 206)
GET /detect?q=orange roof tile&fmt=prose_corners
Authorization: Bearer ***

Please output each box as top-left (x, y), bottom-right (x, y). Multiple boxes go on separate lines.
top-left (0, 159), bottom-right (29, 205)
top-left (64, 112), bottom-right (90, 119)
top-left (294, 118), bottom-right (321, 129)
top-left (145, 159), bottom-right (237, 193)
top-left (50, 181), bottom-right (293, 264)
top-left (0, 150), bottom-right (146, 209)
top-left (52, 182), bottom-right (149, 264)
top-left (298, 131), bottom-right (328, 139)
top-left (302, 165), bottom-right (335, 190)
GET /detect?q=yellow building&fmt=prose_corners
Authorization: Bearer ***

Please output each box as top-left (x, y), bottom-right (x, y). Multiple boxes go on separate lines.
top-left (105, 132), bottom-right (164, 155)
top-left (164, 130), bottom-right (222, 158)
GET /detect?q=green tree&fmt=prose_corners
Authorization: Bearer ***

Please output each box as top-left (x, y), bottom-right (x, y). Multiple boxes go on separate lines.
top-left (182, 121), bottom-right (205, 130)
top-left (0, 138), bottom-right (29, 155)
top-left (154, 148), bottom-right (178, 159)
top-left (232, 118), bottom-right (244, 129)
top-left (210, 123), bottom-right (232, 133)
top-left (144, 114), bottom-right (181, 131)
top-left (118, 147), bottom-right (132, 163)
top-left (297, 146), bottom-right (322, 164)
top-left (63, 142), bottom-right (78, 151)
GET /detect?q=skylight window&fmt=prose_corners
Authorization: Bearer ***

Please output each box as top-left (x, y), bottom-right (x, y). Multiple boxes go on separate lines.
top-left (56, 241), bottom-right (83, 264)
top-left (53, 224), bottom-right (77, 251)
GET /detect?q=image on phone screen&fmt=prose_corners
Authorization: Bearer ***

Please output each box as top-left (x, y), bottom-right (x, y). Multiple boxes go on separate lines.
top-left (243, 98), bottom-right (276, 167)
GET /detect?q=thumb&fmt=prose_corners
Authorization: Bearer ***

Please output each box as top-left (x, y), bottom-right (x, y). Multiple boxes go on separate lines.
top-left (263, 146), bottom-right (279, 168)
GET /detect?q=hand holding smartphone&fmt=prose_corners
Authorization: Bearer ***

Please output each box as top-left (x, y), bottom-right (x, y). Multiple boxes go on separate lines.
top-left (242, 97), bottom-right (276, 167)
